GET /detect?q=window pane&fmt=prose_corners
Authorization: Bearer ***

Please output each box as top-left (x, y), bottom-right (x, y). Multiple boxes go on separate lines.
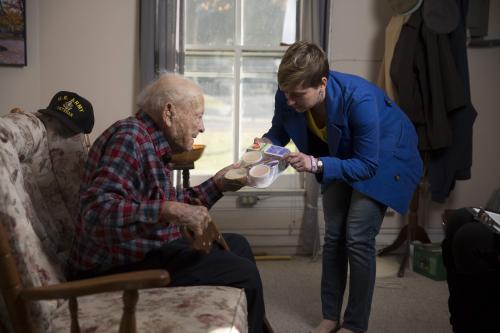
top-left (185, 55), bottom-right (234, 175)
top-left (185, 54), bottom-right (234, 73)
top-left (240, 56), bottom-right (297, 174)
top-left (185, 0), bottom-right (235, 46)
top-left (240, 76), bottom-right (275, 148)
top-left (241, 56), bottom-right (281, 73)
top-left (243, 0), bottom-right (290, 47)
top-left (239, 56), bottom-right (280, 152)
top-left (195, 79), bottom-right (234, 175)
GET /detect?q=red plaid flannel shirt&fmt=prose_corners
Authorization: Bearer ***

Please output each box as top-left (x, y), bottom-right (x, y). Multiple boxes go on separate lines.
top-left (68, 111), bottom-right (222, 272)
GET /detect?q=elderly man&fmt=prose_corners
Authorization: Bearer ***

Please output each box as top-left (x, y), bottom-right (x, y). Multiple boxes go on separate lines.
top-left (67, 73), bottom-right (265, 333)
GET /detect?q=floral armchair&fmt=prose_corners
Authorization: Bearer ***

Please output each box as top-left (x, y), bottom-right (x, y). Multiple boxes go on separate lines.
top-left (0, 110), bottom-right (247, 333)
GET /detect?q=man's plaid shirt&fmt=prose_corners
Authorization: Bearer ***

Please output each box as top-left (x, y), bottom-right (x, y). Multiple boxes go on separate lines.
top-left (68, 111), bottom-right (222, 272)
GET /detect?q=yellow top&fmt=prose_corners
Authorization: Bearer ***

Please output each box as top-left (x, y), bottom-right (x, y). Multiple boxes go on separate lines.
top-left (306, 110), bottom-right (328, 143)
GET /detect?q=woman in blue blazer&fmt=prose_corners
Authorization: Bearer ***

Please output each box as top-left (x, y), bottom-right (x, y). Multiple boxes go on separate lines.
top-left (257, 41), bottom-right (422, 333)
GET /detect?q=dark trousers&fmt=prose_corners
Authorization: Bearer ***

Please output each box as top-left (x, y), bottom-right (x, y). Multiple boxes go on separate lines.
top-left (71, 233), bottom-right (265, 333)
top-left (441, 208), bottom-right (500, 332)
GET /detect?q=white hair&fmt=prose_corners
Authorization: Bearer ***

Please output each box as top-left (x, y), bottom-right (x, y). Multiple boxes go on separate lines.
top-left (136, 72), bottom-right (203, 118)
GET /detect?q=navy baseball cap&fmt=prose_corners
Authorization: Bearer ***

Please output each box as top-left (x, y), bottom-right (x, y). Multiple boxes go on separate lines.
top-left (39, 91), bottom-right (94, 134)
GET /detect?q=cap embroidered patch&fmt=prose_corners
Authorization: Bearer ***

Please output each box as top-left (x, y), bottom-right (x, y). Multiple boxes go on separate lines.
top-left (39, 91), bottom-right (95, 134)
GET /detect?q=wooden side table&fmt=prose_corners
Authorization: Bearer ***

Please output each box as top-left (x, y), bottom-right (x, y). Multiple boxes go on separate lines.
top-left (171, 162), bottom-right (194, 188)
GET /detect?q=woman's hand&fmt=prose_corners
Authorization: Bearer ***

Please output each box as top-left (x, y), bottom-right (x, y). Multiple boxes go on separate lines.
top-left (286, 152), bottom-right (315, 173)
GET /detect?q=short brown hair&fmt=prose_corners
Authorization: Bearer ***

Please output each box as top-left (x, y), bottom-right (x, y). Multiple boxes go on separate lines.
top-left (277, 40), bottom-right (330, 92)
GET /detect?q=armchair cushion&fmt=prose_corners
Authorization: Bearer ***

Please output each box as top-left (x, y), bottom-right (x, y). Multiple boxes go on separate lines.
top-left (50, 286), bottom-right (248, 333)
top-left (0, 112), bottom-right (84, 272)
top-left (0, 112), bottom-right (63, 332)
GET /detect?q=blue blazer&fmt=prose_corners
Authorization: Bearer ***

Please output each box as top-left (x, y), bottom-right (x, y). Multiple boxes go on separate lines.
top-left (263, 71), bottom-right (423, 214)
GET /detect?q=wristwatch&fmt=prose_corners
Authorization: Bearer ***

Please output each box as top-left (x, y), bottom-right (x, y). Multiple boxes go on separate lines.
top-left (317, 158), bottom-right (323, 174)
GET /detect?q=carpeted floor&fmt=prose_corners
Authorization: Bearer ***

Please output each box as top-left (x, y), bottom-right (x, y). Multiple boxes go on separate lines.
top-left (257, 255), bottom-right (452, 333)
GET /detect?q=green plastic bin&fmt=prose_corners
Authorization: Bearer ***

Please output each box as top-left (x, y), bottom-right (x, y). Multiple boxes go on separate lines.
top-left (412, 243), bottom-right (447, 281)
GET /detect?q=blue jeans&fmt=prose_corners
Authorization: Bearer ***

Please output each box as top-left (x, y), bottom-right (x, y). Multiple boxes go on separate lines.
top-left (321, 181), bottom-right (386, 332)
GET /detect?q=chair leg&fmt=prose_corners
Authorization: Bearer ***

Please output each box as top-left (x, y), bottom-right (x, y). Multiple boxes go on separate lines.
top-left (119, 290), bottom-right (138, 333)
top-left (69, 298), bottom-right (80, 333)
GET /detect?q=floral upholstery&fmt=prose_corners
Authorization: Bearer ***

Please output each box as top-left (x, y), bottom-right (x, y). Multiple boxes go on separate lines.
top-left (0, 111), bottom-right (63, 332)
top-left (0, 111), bottom-right (247, 333)
top-left (50, 286), bottom-right (247, 333)
top-left (36, 113), bottom-right (88, 260)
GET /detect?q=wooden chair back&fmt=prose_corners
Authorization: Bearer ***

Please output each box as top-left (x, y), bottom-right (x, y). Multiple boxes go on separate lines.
top-left (0, 215), bottom-right (35, 332)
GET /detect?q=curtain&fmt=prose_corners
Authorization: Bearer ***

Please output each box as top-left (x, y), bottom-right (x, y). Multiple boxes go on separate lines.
top-left (298, 0), bottom-right (331, 258)
top-left (140, 0), bottom-right (181, 89)
top-left (300, 0), bottom-right (331, 50)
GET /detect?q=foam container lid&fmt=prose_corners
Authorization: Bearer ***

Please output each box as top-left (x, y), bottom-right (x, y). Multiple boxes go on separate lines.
top-left (226, 143), bottom-right (289, 188)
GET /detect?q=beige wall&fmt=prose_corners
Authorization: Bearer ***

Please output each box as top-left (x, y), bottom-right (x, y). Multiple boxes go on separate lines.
top-left (0, 0), bottom-right (140, 140)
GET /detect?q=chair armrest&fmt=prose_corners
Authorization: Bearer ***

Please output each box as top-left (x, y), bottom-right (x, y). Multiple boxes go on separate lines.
top-left (20, 269), bottom-right (170, 301)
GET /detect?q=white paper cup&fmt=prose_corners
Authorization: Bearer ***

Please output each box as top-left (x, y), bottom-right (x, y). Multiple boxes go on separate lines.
top-left (249, 164), bottom-right (272, 188)
top-left (241, 150), bottom-right (262, 166)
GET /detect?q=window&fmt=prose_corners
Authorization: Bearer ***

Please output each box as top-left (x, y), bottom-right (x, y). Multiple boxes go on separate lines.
top-left (183, 0), bottom-right (298, 176)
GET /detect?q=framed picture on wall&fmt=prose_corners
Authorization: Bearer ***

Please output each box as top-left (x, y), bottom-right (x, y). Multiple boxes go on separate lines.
top-left (0, 0), bottom-right (26, 67)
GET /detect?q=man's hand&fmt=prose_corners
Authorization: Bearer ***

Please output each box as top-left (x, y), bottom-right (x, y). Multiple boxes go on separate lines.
top-left (159, 201), bottom-right (210, 236)
top-left (286, 152), bottom-right (314, 173)
top-left (214, 163), bottom-right (248, 192)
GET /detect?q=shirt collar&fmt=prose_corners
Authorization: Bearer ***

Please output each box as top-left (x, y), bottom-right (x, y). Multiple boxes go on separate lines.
top-left (136, 111), bottom-right (172, 163)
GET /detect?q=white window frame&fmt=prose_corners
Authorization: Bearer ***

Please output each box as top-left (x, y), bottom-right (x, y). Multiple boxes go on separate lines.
top-left (182, 0), bottom-right (303, 190)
